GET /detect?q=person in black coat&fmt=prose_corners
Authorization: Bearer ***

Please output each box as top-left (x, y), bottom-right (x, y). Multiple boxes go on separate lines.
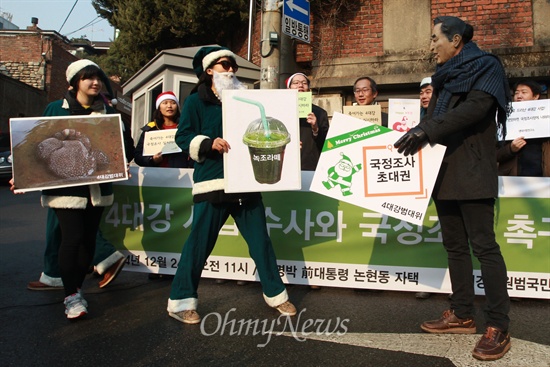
top-left (394, 16), bottom-right (512, 361)
top-left (286, 72), bottom-right (329, 171)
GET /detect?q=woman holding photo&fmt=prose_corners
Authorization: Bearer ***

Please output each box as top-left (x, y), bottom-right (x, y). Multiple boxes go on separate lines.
top-left (40, 60), bottom-right (120, 320)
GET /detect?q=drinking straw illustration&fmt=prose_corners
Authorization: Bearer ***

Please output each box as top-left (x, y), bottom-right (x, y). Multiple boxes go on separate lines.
top-left (233, 95), bottom-right (271, 138)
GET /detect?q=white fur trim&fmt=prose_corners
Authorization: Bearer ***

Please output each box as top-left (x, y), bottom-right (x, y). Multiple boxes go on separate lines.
top-left (167, 297), bottom-right (198, 313)
top-left (39, 272), bottom-right (63, 287)
top-left (95, 251), bottom-right (125, 275)
top-left (89, 184), bottom-right (114, 206)
top-left (263, 289), bottom-right (289, 308)
top-left (189, 135), bottom-right (210, 162)
top-left (202, 50), bottom-right (237, 70)
top-left (192, 179), bottom-right (225, 196)
top-left (61, 99), bottom-right (70, 109)
top-left (41, 194), bottom-right (88, 209)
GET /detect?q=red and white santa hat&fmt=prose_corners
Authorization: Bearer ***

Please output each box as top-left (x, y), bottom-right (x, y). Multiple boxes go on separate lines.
top-left (156, 91), bottom-right (179, 109)
top-left (286, 72), bottom-right (310, 88)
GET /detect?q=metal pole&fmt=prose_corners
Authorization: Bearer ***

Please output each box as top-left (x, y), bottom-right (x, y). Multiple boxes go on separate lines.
top-left (247, 0), bottom-right (254, 61)
top-left (259, 0), bottom-right (281, 90)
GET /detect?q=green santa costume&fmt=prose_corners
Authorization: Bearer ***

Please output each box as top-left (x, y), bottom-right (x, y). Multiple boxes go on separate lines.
top-left (167, 47), bottom-right (294, 321)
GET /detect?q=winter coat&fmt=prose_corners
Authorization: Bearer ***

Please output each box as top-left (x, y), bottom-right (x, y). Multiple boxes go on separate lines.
top-left (134, 121), bottom-right (193, 168)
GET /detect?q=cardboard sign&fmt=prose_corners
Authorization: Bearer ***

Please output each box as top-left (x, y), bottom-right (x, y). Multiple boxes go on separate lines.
top-left (10, 114), bottom-right (128, 192)
top-left (310, 112), bottom-right (446, 225)
top-left (342, 105), bottom-right (382, 126)
top-left (142, 129), bottom-right (182, 156)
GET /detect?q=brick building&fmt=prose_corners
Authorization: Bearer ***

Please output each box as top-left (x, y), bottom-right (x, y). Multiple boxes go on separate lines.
top-left (0, 18), bottom-right (128, 133)
top-left (235, 0), bottom-right (550, 116)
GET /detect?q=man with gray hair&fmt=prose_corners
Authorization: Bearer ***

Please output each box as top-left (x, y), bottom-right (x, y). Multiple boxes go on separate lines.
top-left (394, 16), bottom-right (512, 361)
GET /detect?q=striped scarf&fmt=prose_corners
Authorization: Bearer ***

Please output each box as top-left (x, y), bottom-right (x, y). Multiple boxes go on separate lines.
top-left (431, 42), bottom-right (511, 128)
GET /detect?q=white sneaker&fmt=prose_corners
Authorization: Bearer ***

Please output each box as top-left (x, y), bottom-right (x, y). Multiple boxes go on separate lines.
top-left (64, 293), bottom-right (88, 319)
top-left (77, 289), bottom-right (88, 308)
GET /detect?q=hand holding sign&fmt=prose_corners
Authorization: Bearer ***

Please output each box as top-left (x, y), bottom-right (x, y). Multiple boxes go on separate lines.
top-left (394, 126), bottom-right (428, 156)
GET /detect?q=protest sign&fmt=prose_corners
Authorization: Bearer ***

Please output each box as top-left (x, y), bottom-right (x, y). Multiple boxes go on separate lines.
top-left (342, 105), bottom-right (382, 126)
top-left (222, 89), bottom-right (301, 193)
top-left (388, 99), bottom-right (420, 132)
top-left (310, 112), bottom-right (446, 225)
top-left (503, 99), bottom-right (550, 140)
top-left (142, 129), bottom-right (182, 156)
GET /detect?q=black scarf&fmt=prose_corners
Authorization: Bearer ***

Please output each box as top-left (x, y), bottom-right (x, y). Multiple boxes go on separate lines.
top-left (431, 42), bottom-right (512, 128)
top-left (64, 90), bottom-right (107, 115)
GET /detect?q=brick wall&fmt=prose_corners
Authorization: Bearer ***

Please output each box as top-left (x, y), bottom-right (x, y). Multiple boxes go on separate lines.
top-left (431, 0), bottom-right (534, 49)
top-left (0, 31), bottom-right (77, 103)
top-left (292, 0), bottom-right (534, 63)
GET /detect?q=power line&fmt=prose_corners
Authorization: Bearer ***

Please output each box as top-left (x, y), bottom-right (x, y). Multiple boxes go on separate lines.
top-left (64, 16), bottom-right (103, 37)
top-left (58, 0), bottom-right (79, 33)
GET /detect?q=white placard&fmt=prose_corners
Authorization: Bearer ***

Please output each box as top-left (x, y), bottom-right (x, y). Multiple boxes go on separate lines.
top-left (388, 98), bottom-right (420, 132)
top-left (502, 99), bottom-right (550, 140)
top-left (142, 129), bottom-right (182, 156)
top-left (222, 89), bottom-right (301, 193)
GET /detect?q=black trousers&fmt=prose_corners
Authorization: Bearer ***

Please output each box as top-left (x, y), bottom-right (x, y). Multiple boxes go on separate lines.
top-left (55, 205), bottom-right (104, 297)
top-left (434, 198), bottom-right (510, 332)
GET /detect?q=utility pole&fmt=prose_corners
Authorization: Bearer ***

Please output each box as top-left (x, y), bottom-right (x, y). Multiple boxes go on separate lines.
top-left (259, 0), bottom-right (281, 90)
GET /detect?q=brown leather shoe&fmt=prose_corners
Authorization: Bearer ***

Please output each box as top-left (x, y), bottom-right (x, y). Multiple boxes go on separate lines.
top-left (421, 309), bottom-right (476, 334)
top-left (98, 257), bottom-right (125, 288)
top-left (472, 326), bottom-right (511, 361)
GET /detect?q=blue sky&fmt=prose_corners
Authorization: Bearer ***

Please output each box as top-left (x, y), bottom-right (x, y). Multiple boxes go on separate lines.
top-left (0, 0), bottom-right (115, 42)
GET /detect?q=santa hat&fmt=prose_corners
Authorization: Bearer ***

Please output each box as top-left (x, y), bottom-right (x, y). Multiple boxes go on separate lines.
top-left (66, 59), bottom-right (117, 105)
top-left (286, 72), bottom-right (310, 88)
top-left (339, 153), bottom-right (352, 165)
top-left (192, 46), bottom-right (237, 77)
top-left (156, 91), bottom-right (180, 109)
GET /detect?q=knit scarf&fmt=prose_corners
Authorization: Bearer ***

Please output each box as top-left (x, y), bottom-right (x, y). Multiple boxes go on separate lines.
top-left (64, 90), bottom-right (107, 115)
top-left (431, 42), bottom-right (511, 128)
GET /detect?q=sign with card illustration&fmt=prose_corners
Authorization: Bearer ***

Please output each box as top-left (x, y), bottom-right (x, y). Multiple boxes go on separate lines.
top-left (310, 112), bottom-right (446, 226)
top-left (388, 99), bottom-right (420, 132)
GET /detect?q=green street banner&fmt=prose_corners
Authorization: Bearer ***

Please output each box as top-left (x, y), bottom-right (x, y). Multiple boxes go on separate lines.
top-left (101, 167), bottom-right (550, 299)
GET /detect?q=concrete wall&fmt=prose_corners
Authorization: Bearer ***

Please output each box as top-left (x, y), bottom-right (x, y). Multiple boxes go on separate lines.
top-left (383, 0), bottom-right (431, 53)
top-left (0, 73), bottom-right (47, 133)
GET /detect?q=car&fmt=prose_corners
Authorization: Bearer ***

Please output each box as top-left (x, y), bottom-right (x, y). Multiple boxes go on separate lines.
top-left (0, 150), bottom-right (12, 180)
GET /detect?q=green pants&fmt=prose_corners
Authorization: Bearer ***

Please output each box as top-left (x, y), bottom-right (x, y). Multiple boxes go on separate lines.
top-left (44, 208), bottom-right (117, 278)
top-left (169, 198), bottom-right (286, 305)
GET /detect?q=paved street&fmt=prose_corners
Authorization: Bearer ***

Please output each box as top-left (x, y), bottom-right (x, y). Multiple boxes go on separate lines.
top-left (1, 183), bottom-right (549, 367)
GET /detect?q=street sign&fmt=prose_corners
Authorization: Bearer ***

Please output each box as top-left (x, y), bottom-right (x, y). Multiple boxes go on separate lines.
top-left (282, 0), bottom-right (310, 43)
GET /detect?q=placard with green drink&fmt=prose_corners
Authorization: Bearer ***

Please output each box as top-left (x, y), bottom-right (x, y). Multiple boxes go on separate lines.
top-left (222, 89), bottom-right (301, 193)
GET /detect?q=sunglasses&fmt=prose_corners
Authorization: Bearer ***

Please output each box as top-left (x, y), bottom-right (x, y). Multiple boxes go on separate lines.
top-left (214, 60), bottom-right (239, 72)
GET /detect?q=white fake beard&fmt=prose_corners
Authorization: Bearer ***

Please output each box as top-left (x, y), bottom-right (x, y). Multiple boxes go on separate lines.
top-left (212, 71), bottom-right (245, 95)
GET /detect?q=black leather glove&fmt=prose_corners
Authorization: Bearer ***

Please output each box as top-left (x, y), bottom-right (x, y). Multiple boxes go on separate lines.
top-left (393, 126), bottom-right (428, 156)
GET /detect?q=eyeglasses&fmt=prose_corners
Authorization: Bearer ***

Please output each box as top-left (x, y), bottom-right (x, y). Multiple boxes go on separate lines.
top-left (291, 80), bottom-right (308, 86)
top-left (214, 60), bottom-right (238, 72)
top-left (354, 88), bottom-right (371, 94)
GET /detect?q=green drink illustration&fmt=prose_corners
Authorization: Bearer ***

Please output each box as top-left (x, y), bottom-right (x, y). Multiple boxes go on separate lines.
top-left (234, 96), bottom-right (291, 184)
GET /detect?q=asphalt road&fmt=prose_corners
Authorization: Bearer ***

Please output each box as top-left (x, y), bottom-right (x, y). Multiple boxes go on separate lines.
top-left (1, 183), bottom-right (548, 367)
